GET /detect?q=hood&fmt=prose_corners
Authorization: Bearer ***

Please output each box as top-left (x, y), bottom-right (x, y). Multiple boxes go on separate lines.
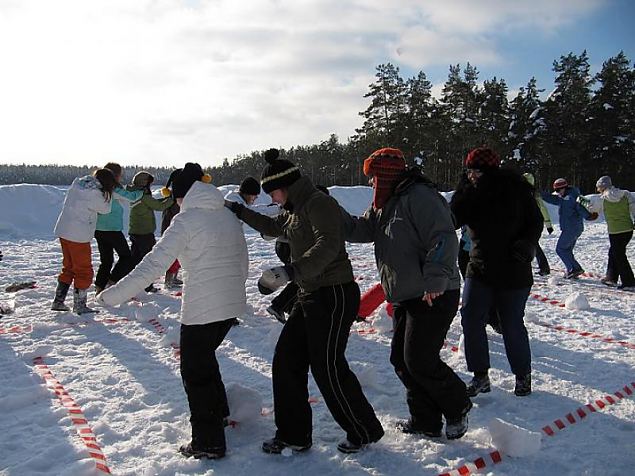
top-left (602, 186), bottom-right (627, 203)
top-left (74, 175), bottom-right (101, 191)
top-left (181, 181), bottom-right (225, 211)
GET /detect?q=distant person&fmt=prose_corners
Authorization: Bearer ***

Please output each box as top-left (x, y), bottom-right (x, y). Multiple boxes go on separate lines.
top-left (224, 176), bottom-right (261, 206)
top-left (541, 178), bottom-right (594, 279)
top-left (451, 147), bottom-right (543, 398)
top-left (127, 171), bottom-right (174, 292)
top-left (51, 169), bottom-right (115, 314)
top-left (98, 162), bottom-right (248, 460)
top-left (160, 169), bottom-right (183, 289)
top-left (523, 173), bottom-right (553, 276)
top-left (580, 176), bottom-right (634, 290)
top-left (341, 147), bottom-right (471, 440)
top-left (94, 162), bottom-right (143, 294)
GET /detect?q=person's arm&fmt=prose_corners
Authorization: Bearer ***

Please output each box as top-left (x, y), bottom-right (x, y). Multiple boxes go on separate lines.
top-left (113, 186), bottom-right (143, 202)
top-left (98, 216), bottom-right (188, 305)
top-left (340, 206), bottom-right (376, 243)
top-left (89, 190), bottom-right (112, 214)
top-left (540, 191), bottom-right (560, 206)
top-left (227, 202), bottom-right (287, 237)
top-left (141, 194), bottom-right (174, 211)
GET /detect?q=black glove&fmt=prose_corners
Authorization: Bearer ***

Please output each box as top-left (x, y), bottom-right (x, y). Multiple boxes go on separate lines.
top-left (546, 226), bottom-right (554, 235)
top-left (511, 240), bottom-right (536, 263)
top-left (224, 199), bottom-right (244, 216)
top-left (0, 250), bottom-right (3, 261)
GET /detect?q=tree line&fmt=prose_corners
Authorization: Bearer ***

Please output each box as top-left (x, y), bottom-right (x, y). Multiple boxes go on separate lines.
top-left (1, 50), bottom-right (633, 192)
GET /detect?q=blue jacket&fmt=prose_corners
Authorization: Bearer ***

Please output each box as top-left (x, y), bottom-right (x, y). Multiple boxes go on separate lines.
top-left (96, 187), bottom-right (143, 232)
top-left (541, 187), bottom-right (590, 233)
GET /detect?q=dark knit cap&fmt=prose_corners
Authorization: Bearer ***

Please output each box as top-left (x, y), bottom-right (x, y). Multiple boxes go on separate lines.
top-left (260, 148), bottom-right (301, 194)
top-left (173, 162), bottom-right (204, 199)
top-left (239, 176), bottom-right (261, 196)
top-left (464, 147), bottom-right (500, 170)
top-left (166, 168), bottom-right (182, 189)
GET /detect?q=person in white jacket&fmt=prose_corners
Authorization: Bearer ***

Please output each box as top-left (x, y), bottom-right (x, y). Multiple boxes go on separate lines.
top-left (98, 163), bottom-right (248, 460)
top-left (52, 169), bottom-right (115, 314)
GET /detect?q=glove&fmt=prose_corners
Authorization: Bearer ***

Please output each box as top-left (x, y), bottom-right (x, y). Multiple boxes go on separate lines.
top-left (546, 226), bottom-right (554, 235)
top-left (0, 250), bottom-right (3, 261)
top-left (224, 200), bottom-right (244, 215)
top-left (577, 195), bottom-right (591, 208)
top-left (511, 240), bottom-right (536, 263)
top-left (260, 233), bottom-right (277, 242)
top-left (257, 266), bottom-right (293, 295)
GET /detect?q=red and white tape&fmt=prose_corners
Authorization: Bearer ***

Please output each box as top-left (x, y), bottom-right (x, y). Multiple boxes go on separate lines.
top-left (0, 324), bottom-right (33, 335)
top-left (33, 356), bottom-right (111, 474)
top-left (530, 292), bottom-right (566, 308)
top-left (148, 318), bottom-right (181, 358)
top-left (438, 382), bottom-right (635, 476)
top-left (532, 320), bottom-right (635, 350)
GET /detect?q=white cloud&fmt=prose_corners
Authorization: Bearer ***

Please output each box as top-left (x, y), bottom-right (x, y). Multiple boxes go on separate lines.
top-left (0, 0), bottom-right (607, 167)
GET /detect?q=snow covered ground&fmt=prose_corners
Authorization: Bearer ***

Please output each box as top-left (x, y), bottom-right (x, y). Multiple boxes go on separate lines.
top-left (0, 184), bottom-right (634, 476)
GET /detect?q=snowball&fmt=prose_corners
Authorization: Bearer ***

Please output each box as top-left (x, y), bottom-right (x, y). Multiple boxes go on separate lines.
top-left (565, 292), bottom-right (590, 310)
top-left (226, 383), bottom-right (263, 423)
top-left (547, 276), bottom-right (560, 286)
top-left (489, 418), bottom-right (541, 457)
top-left (372, 307), bottom-right (393, 334)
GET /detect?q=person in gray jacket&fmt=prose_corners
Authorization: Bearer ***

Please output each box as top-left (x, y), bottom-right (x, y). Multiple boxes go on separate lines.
top-left (340, 147), bottom-right (471, 440)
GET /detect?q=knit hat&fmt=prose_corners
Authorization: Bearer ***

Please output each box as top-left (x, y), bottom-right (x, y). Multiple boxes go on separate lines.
top-left (464, 147), bottom-right (500, 170)
top-left (161, 168), bottom-right (182, 197)
top-left (363, 148), bottom-right (406, 209)
top-left (553, 178), bottom-right (568, 190)
top-left (172, 162), bottom-right (212, 199)
top-left (260, 148), bottom-right (301, 194)
top-left (596, 175), bottom-right (612, 190)
top-left (239, 176), bottom-right (261, 196)
top-left (132, 171), bottom-right (154, 188)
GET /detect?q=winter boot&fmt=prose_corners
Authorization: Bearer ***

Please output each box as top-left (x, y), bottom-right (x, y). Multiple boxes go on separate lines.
top-left (601, 277), bottom-right (618, 287)
top-left (445, 401), bottom-right (473, 440)
top-left (145, 284), bottom-right (159, 293)
top-left (466, 372), bottom-right (490, 397)
top-left (51, 280), bottom-right (71, 311)
top-left (261, 437), bottom-right (311, 454)
top-left (73, 288), bottom-right (98, 315)
top-left (396, 419), bottom-right (442, 438)
top-left (514, 374), bottom-right (532, 396)
top-left (179, 442), bottom-right (225, 460)
top-left (266, 305), bottom-right (286, 324)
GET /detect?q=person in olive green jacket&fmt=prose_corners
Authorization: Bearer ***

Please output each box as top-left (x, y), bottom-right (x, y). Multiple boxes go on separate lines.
top-left (523, 173), bottom-right (553, 276)
top-left (581, 176), bottom-right (634, 289)
top-left (128, 171), bottom-right (174, 292)
top-left (224, 148), bottom-right (383, 456)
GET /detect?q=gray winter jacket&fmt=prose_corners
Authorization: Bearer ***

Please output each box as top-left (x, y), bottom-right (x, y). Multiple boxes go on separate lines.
top-left (341, 171), bottom-right (461, 303)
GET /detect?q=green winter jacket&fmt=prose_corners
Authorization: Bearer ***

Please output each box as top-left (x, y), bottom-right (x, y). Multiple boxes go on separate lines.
top-left (600, 188), bottom-right (635, 234)
top-left (129, 190), bottom-right (174, 235)
top-left (523, 173), bottom-right (552, 228)
top-left (234, 176), bottom-right (354, 292)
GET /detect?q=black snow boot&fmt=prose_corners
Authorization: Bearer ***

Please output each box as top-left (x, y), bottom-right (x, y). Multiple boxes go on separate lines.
top-left (261, 437), bottom-right (311, 454)
top-left (514, 374), bottom-right (532, 396)
top-left (51, 280), bottom-right (71, 311)
top-left (466, 372), bottom-right (490, 397)
top-left (396, 419), bottom-right (442, 438)
top-left (73, 288), bottom-right (98, 315)
top-left (179, 442), bottom-right (225, 460)
top-left (445, 401), bottom-right (473, 440)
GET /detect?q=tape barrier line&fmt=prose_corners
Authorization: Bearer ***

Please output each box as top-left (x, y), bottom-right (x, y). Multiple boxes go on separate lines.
top-left (32, 356), bottom-right (111, 474)
top-left (0, 318), bottom-right (130, 336)
top-left (147, 318), bottom-right (181, 358)
top-left (438, 382), bottom-right (635, 476)
top-left (0, 324), bottom-right (33, 335)
top-left (531, 320), bottom-right (635, 350)
top-left (530, 292), bottom-right (566, 308)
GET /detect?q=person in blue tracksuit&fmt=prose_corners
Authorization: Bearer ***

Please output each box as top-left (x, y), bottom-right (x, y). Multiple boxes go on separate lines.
top-left (541, 178), bottom-right (592, 279)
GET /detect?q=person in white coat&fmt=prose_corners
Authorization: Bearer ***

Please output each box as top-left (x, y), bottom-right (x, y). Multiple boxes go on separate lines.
top-left (98, 163), bottom-right (248, 460)
top-left (52, 169), bottom-right (115, 314)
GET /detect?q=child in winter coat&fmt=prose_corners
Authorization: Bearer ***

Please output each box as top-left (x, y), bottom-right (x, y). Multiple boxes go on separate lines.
top-left (94, 163), bottom-right (143, 293)
top-left (581, 176), bottom-right (635, 290)
top-left (541, 178), bottom-right (593, 278)
top-left (98, 163), bottom-right (248, 460)
top-left (52, 169), bottom-right (116, 314)
top-left (127, 171), bottom-right (174, 292)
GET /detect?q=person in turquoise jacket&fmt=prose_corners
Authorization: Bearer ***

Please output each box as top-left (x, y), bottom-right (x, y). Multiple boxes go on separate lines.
top-left (580, 176), bottom-right (635, 289)
top-left (541, 178), bottom-right (593, 279)
top-left (94, 163), bottom-right (143, 293)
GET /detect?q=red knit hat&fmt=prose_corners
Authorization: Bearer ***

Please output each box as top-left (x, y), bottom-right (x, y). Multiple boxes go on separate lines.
top-left (464, 147), bottom-right (500, 170)
top-left (363, 148), bottom-right (406, 209)
top-left (553, 178), bottom-right (568, 190)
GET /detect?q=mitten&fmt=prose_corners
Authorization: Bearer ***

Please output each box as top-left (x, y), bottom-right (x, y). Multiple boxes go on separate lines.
top-left (257, 266), bottom-right (293, 295)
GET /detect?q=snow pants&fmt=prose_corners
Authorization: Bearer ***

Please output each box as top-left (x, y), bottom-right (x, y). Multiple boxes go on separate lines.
top-left (606, 231), bottom-right (634, 286)
top-left (180, 318), bottom-right (234, 450)
top-left (461, 278), bottom-right (531, 377)
top-left (390, 290), bottom-right (469, 433)
top-left (556, 228), bottom-right (583, 273)
top-left (272, 281), bottom-right (384, 446)
top-left (130, 233), bottom-right (157, 291)
top-left (535, 242), bottom-right (550, 274)
top-left (59, 238), bottom-right (93, 290)
top-left (94, 230), bottom-right (133, 289)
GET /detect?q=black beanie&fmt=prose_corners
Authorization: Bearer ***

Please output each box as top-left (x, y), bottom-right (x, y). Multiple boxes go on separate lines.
top-left (260, 148), bottom-right (301, 194)
top-left (166, 168), bottom-right (182, 189)
top-left (173, 162), bottom-right (204, 199)
top-left (239, 176), bottom-right (261, 196)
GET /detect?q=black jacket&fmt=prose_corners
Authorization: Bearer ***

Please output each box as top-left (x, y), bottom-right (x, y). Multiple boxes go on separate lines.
top-left (450, 169), bottom-right (543, 289)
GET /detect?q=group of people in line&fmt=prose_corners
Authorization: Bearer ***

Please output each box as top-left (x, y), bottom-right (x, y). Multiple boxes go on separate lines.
top-left (48, 146), bottom-right (634, 460)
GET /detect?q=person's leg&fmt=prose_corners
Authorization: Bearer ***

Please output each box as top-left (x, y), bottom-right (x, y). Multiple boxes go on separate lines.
top-left (70, 241), bottom-right (94, 291)
top-left (180, 319), bottom-right (234, 452)
top-left (556, 231), bottom-right (575, 273)
top-left (304, 282), bottom-right (383, 446)
top-left (460, 278), bottom-right (494, 374)
top-left (94, 231), bottom-right (114, 290)
top-left (109, 231), bottom-right (133, 283)
top-left (612, 232), bottom-right (635, 286)
top-left (458, 247), bottom-right (469, 280)
top-left (535, 243), bottom-right (550, 274)
top-left (570, 230), bottom-right (583, 272)
top-left (58, 238), bottom-right (75, 286)
top-left (605, 234), bottom-right (618, 283)
top-left (495, 287), bottom-right (532, 378)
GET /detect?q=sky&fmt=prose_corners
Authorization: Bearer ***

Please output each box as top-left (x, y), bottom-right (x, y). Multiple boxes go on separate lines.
top-left (0, 0), bottom-right (633, 168)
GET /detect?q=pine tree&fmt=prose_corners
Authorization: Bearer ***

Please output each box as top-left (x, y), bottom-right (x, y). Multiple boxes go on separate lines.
top-left (478, 77), bottom-right (510, 158)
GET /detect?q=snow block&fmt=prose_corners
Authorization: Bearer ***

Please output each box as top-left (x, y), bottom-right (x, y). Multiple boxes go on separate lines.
top-left (226, 383), bottom-right (263, 423)
top-left (489, 418), bottom-right (541, 458)
top-left (565, 292), bottom-right (590, 310)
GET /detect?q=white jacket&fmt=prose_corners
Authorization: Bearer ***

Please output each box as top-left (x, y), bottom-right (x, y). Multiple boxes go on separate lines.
top-left (54, 175), bottom-right (112, 243)
top-left (100, 181), bottom-right (249, 325)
